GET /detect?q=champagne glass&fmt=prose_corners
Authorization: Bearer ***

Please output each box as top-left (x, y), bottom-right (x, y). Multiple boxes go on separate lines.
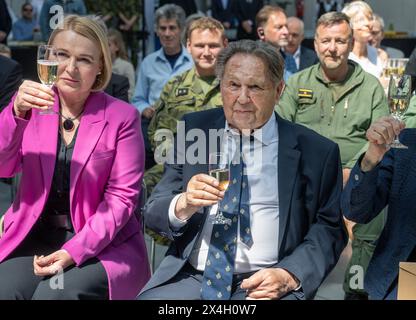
top-left (37, 45), bottom-right (59, 115)
top-left (208, 152), bottom-right (231, 225)
top-left (387, 74), bottom-right (412, 149)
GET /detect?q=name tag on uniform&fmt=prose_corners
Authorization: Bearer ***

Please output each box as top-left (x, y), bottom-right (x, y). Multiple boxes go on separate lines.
top-left (176, 88), bottom-right (189, 97)
top-left (298, 88), bottom-right (313, 99)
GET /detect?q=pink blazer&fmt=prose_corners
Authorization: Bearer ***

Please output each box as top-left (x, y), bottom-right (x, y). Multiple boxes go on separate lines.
top-left (0, 91), bottom-right (150, 299)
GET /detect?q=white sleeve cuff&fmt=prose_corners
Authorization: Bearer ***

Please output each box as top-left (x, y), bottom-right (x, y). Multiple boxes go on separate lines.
top-left (168, 194), bottom-right (189, 230)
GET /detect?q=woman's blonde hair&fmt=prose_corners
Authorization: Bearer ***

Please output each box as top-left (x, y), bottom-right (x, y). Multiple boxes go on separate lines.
top-left (108, 28), bottom-right (129, 61)
top-left (342, 1), bottom-right (373, 23)
top-left (48, 15), bottom-right (112, 92)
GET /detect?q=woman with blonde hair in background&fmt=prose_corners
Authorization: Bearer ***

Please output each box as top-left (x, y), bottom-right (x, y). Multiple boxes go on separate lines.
top-left (108, 28), bottom-right (136, 101)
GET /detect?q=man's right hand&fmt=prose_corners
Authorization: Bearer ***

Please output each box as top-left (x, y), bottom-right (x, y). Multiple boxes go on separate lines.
top-left (175, 174), bottom-right (224, 221)
top-left (142, 106), bottom-right (155, 119)
top-left (361, 116), bottom-right (405, 171)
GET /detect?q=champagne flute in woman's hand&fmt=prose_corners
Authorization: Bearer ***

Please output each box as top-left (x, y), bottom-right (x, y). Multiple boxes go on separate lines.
top-left (37, 45), bottom-right (58, 115)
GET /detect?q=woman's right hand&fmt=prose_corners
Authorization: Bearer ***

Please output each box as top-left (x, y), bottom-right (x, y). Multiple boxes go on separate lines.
top-left (13, 80), bottom-right (55, 118)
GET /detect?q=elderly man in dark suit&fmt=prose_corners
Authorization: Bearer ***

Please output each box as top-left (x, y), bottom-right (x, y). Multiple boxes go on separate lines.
top-left (284, 16), bottom-right (318, 72)
top-left (138, 40), bottom-right (347, 300)
top-left (342, 117), bottom-right (416, 300)
top-left (0, 55), bottom-right (23, 112)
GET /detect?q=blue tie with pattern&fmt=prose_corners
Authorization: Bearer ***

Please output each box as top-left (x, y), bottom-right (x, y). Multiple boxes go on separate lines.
top-left (285, 53), bottom-right (298, 74)
top-left (201, 142), bottom-right (252, 300)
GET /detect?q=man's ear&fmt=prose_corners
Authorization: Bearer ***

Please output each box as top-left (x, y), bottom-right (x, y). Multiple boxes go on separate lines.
top-left (257, 27), bottom-right (265, 40)
top-left (276, 80), bottom-right (286, 101)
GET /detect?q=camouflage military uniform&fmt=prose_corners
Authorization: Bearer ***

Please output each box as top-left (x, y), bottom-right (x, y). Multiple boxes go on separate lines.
top-left (145, 67), bottom-right (223, 194)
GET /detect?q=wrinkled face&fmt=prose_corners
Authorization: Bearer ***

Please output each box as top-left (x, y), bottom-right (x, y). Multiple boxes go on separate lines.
top-left (286, 20), bottom-right (304, 53)
top-left (53, 30), bottom-right (102, 95)
top-left (187, 28), bottom-right (227, 76)
top-left (156, 18), bottom-right (182, 53)
top-left (350, 11), bottom-right (373, 43)
top-left (258, 12), bottom-right (289, 48)
top-left (314, 22), bottom-right (353, 71)
top-left (370, 20), bottom-right (383, 47)
top-left (221, 54), bottom-right (284, 131)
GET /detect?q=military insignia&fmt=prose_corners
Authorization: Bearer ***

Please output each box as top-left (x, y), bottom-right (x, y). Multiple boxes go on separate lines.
top-left (176, 88), bottom-right (189, 97)
top-left (298, 88), bottom-right (313, 99)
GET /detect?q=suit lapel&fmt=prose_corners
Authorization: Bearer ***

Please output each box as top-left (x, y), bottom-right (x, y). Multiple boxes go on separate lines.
top-left (70, 92), bottom-right (107, 204)
top-left (276, 114), bottom-right (301, 251)
top-left (36, 99), bottom-right (60, 193)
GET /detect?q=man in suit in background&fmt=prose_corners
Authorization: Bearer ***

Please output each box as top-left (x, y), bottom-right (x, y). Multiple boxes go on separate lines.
top-left (284, 16), bottom-right (318, 72)
top-left (211, 0), bottom-right (235, 30)
top-left (0, 55), bottom-right (23, 112)
top-left (138, 40), bottom-right (347, 300)
top-left (255, 5), bottom-right (295, 81)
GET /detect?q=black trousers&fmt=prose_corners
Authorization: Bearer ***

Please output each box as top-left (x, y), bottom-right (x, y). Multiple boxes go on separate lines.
top-left (0, 220), bottom-right (109, 300)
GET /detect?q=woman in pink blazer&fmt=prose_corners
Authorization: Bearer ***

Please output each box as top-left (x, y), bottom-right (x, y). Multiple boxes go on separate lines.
top-left (0, 15), bottom-right (150, 299)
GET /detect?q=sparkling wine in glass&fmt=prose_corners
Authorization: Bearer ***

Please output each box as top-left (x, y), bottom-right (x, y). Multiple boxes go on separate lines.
top-left (37, 45), bottom-right (58, 115)
top-left (387, 74), bottom-right (412, 149)
top-left (209, 152), bottom-right (231, 225)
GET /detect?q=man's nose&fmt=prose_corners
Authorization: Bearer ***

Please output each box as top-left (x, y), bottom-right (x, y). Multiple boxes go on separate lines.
top-left (237, 87), bottom-right (251, 104)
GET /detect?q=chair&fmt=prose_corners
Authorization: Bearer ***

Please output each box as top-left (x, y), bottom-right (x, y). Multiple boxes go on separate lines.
top-left (137, 180), bottom-right (156, 274)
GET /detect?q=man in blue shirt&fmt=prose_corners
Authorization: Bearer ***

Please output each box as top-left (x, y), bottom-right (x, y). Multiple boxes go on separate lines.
top-left (132, 4), bottom-right (193, 169)
top-left (39, 0), bottom-right (87, 41)
top-left (12, 3), bottom-right (38, 41)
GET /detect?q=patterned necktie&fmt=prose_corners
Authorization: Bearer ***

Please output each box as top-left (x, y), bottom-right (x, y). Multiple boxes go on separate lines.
top-left (285, 53), bottom-right (298, 74)
top-left (201, 141), bottom-right (252, 300)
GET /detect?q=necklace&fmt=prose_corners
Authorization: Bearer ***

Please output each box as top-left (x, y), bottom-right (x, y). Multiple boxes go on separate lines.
top-left (59, 109), bottom-right (84, 132)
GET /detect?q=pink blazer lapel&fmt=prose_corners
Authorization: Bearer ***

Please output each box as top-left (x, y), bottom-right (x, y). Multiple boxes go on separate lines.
top-left (70, 92), bottom-right (107, 204)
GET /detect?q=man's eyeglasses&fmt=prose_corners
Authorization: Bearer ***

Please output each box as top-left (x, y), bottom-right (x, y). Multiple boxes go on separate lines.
top-left (23, 8), bottom-right (33, 12)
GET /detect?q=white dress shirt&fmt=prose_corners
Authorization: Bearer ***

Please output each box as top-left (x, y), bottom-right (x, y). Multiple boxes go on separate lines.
top-left (293, 46), bottom-right (301, 71)
top-left (169, 114), bottom-right (280, 273)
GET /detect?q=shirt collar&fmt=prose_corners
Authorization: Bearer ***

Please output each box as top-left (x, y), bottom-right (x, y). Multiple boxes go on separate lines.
top-left (293, 46), bottom-right (301, 59)
top-left (224, 113), bottom-right (278, 146)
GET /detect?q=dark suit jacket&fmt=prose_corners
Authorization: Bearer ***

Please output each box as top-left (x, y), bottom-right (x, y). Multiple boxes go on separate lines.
top-left (104, 73), bottom-right (129, 103)
top-left (299, 45), bottom-right (319, 71)
top-left (235, 0), bottom-right (263, 40)
top-left (342, 129), bottom-right (416, 299)
top-left (0, 0), bottom-right (11, 44)
top-left (142, 108), bottom-right (347, 299)
top-left (211, 0), bottom-right (235, 25)
top-left (0, 56), bottom-right (22, 112)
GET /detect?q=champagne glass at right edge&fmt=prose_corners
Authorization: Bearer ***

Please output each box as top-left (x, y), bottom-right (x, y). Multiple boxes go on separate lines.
top-left (387, 74), bottom-right (412, 149)
top-left (37, 44), bottom-right (59, 115)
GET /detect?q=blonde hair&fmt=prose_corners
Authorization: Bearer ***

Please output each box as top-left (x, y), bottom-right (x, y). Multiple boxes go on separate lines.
top-left (186, 17), bottom-right (225, 42)
top-left (108, 28), bottom-right (129, 61)
top-left (48, 15), bottom-right (112, 92)
top-left (342, 1), bottom-right (373, 24)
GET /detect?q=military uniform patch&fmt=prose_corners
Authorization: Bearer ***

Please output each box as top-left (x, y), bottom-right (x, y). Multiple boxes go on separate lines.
top-left (176, 88), bottom-right (189, 97)
top-left (298, 88), bottom-right (313, 98)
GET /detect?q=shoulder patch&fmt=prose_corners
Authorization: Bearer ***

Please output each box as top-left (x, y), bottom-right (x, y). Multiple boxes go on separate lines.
top-left (176, 88), bottom-right (189, 97)
top-left (298, 88), bottom-right (313, 99)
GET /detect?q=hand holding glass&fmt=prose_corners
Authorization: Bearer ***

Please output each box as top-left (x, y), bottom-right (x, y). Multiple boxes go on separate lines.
top-left (37, 45), bottom-right (59, 114)
top-left (387, 74), bottom-right (412, 149)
